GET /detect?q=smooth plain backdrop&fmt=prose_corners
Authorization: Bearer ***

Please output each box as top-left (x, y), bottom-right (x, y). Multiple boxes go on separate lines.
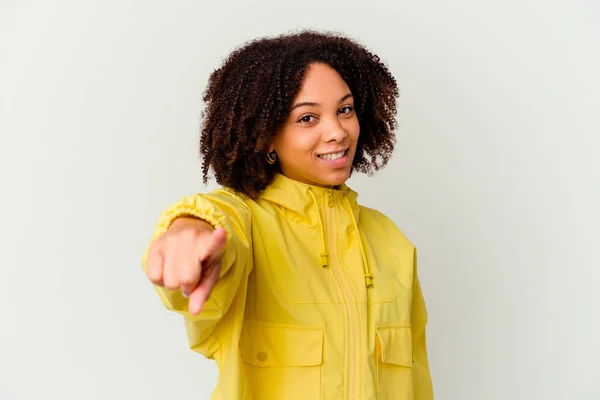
top-left (1, 0), bottom-right (599, 399)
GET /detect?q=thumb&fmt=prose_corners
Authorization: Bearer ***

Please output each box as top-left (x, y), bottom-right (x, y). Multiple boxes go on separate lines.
top-left (203, 227), bottom-right (227, 260)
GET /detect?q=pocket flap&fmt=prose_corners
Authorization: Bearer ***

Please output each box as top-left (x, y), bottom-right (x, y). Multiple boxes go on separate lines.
top-left (375, 324), bottom-right (413, 367)
top-left (241, 320), bottom-right (324, 367)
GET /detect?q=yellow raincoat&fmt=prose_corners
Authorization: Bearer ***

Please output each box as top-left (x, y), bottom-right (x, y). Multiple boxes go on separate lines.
top-left (142, 174), bottom-right (434, 399)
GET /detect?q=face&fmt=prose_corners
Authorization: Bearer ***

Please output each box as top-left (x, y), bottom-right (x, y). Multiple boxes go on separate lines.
top-left (270, 63), bottom-right (360, 187)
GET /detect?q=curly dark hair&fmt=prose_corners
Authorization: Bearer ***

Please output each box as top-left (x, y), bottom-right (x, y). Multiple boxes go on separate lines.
top-left (199, 30), bottom-right (399, 199)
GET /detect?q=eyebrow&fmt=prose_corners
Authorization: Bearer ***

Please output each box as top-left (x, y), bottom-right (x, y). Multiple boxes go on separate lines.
top-left (290, 93), bottom-right (353, 111)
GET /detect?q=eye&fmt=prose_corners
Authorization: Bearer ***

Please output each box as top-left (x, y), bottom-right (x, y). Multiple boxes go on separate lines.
top-left (298, 114), bottom-right (317, 124)
top-left (339, 105), bottom-right (354, 115)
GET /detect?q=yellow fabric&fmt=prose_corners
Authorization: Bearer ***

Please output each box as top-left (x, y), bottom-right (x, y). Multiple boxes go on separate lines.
top-left (142, 174), bottom-right (434, 399)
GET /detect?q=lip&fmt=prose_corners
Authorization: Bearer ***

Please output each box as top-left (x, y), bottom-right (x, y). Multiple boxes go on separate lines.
top-left (317, 148), bottom-right (350, 168)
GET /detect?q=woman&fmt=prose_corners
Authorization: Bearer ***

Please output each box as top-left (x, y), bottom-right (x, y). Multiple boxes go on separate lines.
top-left (143, 30), bottom-right (434, 400)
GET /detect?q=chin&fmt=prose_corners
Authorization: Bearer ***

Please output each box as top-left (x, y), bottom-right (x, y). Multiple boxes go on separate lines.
top-left (319, 170), bottom-right (351, 187)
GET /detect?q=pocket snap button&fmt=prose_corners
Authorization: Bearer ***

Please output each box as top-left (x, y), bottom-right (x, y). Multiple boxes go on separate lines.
top-left (257, 351), bottom-right (268, 362)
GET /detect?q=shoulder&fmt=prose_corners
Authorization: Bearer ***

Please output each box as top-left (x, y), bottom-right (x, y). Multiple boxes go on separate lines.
top-left (194, 187), bottom-right (253, 226)
top-left (208, 187), bottom-right (251, 210)
top-left (358, 204), bottom-right (396, 227)
top-left (359, 205), bottom-right (414, 246)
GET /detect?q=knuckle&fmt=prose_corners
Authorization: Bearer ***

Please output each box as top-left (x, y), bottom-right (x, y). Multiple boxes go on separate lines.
top-left (148, 241), bottom-right (163, 258)
top-left (163, 234), bottom-right (180, 247)
top-left (194, 228), bottom-right (212, 240)
top-left (162, 279), bottom-right (179, 291)
top-left (147, 269), bottom-right (162, 283)
top-left (165, 228), bottom-right (203, 248)
top-left (162, 269), bottom-right (179, 290)
top-left (179, 271), bottom-right (199, 286)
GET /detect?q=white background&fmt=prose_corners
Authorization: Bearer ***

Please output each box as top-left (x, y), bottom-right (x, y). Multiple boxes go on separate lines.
top-left (1, 0), bottom-right (599, 399)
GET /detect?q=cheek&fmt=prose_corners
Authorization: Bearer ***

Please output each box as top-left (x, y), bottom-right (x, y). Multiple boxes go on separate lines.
top-left (277, 131), bottom-right (318, 157)
top-left (344, 117), bottom-right (360, 142)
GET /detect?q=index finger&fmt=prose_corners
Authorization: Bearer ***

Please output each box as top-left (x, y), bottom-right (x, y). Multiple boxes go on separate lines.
top-left (201, 227), bottom-right (227, 261)
top-left (188, 261), bottom-right (221, 315)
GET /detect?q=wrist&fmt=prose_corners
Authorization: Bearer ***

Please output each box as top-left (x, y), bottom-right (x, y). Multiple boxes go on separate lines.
top-left (171, 216), bottom-right (215, 232)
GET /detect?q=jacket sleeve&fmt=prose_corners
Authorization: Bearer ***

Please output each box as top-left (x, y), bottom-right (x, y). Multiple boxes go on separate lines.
top-left (412, 251), bottom-right (434, 399)
top-left (141, 188), bottom-right (252, 358)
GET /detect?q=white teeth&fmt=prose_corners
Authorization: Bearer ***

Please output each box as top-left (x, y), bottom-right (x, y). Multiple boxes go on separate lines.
top-left (319, 150), bottom-right (345, 161)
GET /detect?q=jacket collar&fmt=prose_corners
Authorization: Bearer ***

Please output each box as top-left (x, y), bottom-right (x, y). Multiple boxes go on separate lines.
top-left (259, 173), bottom-right (360, 219)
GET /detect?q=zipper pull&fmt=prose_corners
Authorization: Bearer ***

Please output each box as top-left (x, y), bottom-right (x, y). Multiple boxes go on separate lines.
top-left (320, 252), bottom-right (329, 268)
top-left (365, 273), bottom-right (374, 288)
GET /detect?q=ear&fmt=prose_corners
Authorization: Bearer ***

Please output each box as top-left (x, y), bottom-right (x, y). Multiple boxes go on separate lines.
top-left (267, 144), bottom-right (275, 153)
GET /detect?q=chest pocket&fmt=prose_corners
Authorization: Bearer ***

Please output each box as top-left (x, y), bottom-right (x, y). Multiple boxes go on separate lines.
top-left (375, 324), bottom-right (414, 400)
top-left (241, 320), bottom-right (323, 400)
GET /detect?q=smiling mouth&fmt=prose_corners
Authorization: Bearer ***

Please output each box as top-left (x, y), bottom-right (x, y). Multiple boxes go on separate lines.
top-left (317, 149), bottom-right (348, 161)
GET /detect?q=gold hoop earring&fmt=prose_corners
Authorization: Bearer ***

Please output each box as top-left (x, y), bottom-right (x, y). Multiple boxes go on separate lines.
top-left (266, 151), bottom-right (277, 164)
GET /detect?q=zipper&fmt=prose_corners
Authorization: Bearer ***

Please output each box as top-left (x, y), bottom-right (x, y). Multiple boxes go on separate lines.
top-left (326, 188), bottom-right (359, 400)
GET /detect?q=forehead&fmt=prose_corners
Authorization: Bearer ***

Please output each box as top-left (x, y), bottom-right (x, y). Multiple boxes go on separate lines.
top-left (295, 63), bottom-right (351, 100)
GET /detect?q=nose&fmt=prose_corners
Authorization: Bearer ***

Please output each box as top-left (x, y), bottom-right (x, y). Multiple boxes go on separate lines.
top-left (322, 117), bottom-right (347, 143)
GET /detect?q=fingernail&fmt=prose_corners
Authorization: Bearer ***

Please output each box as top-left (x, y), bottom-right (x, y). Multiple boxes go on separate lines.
top-left (181, 290), bottom-right (190, 298)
